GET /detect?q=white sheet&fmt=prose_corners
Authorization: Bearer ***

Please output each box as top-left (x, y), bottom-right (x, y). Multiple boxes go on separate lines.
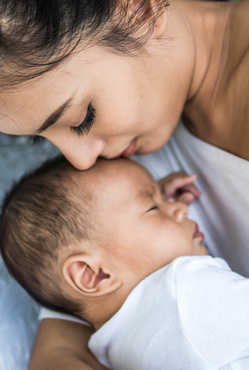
top-left (0, 134), bottom-right (59, 369)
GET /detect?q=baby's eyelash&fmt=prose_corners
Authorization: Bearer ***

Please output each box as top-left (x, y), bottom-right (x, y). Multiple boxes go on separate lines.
top-left (71, 104), bottom-right (96, 137)
top-left (147, 206), bottom-right (158, 212)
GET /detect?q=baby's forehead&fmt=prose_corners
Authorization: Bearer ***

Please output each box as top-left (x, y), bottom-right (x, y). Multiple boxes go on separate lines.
top-left (72, 158), bottom-right (154, 196)
top-left (65, 160), bottom-right (158, 226)
top-left (94, 158), bottom-right (152, 183)
top-left (102, 160), bottom-right (154, 194)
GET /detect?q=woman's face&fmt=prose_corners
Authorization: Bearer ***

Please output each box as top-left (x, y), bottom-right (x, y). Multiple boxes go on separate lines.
top-left (0, 43), bottom-right (190, 169)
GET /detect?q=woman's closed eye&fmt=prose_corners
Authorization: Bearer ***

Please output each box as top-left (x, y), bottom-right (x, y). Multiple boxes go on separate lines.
top-left (71, 103), bottom-right (96, 136)
top-left (29, 135), bottom-right (46, 145)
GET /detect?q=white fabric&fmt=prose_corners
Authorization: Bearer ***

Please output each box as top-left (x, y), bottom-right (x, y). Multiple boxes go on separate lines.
top-left (89, 256), bottom-right (249, 370)
top-left (38, 308), bottom-right (91, 326)
top-left (39, 120), bottom-right (249, 326)
top-left (0, 134), bottom-right (60, 369)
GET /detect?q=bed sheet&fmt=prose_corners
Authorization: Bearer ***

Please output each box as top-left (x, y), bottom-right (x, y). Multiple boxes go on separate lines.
top-left (0, 134), bottom-right (59, 370)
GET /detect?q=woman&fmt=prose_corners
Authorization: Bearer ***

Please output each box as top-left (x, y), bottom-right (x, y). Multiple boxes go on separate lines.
top-left (0, 0), bottom-right (248, 368)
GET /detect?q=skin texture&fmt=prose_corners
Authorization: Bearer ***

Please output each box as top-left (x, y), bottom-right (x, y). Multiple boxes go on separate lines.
top-left (0, 0), bottom-right (245, 368)
top-left (60, 159), bottom-right (207, 329)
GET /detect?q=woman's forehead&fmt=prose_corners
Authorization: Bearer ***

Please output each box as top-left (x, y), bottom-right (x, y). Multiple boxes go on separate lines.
top-left (0, 64), bottom-right (80, 135)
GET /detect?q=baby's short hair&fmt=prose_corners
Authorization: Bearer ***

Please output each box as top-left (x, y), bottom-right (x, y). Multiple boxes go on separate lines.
top-left (0, 156), bottom-right (98, 318)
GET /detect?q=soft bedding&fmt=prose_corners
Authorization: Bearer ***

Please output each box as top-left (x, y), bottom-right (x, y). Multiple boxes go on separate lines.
top-left (0, 134), bottom-right (59, 369)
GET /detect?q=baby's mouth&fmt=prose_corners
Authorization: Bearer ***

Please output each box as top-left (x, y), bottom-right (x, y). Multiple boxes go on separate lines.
top-left (193, 223), bottom-right (204, 239)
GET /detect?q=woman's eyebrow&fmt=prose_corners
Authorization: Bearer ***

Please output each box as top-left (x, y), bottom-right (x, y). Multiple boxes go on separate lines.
top-left (36, 97), bottom-right (73, 134)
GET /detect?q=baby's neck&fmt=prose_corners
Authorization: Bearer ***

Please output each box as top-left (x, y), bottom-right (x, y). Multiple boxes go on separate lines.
top-left (85, 285), bottom-right (134, 331)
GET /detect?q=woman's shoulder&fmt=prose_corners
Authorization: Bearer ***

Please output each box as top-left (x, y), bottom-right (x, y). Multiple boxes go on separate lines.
top-left (220, 0), bottom-right (249, 159)
top-left (232, 0), bottom-right (249, 22)
top-left (228, 0), bottom-right (249, 59)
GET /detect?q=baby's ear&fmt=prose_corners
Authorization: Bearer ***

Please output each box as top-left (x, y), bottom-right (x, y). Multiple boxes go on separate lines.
top-left (62, 254), bottom-right (121, 297)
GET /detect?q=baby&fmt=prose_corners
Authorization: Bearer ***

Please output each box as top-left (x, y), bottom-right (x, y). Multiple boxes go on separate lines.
top-left (1, 157), bottom-right (249, 370)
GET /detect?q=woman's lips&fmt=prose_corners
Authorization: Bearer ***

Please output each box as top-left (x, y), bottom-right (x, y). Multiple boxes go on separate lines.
top-left (193, 223), bottom-right (205, 240)
top-left (121, 138), bottom-right (138, 158)
top-left (108, 138), bottom-right (138, 159)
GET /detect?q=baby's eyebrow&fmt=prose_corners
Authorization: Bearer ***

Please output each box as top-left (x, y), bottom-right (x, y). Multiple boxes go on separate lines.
top-left (136, 184), bottom-right (156, 201)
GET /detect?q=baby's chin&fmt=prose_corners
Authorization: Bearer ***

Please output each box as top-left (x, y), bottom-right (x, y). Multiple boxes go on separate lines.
top-left (200, 243), bottom-right (209, 255)
top-left (192, 243), bottom-right (209, 257)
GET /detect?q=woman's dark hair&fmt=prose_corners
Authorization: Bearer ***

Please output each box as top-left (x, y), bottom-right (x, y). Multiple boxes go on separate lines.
top-left (0, 0), bottom-right (168, 88)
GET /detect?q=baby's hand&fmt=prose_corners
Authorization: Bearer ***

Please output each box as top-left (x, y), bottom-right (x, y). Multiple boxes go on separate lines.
top-left (159, 172), bottom-right (201, 205)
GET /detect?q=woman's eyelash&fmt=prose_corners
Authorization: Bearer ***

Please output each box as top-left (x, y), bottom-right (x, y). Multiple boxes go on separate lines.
top-left (71, 104), bottom-right (96, 136)
top-left (29, 135), bottom-right (46, 145)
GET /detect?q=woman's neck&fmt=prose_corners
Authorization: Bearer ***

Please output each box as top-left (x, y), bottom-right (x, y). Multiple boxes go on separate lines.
top-left (181, 0), bottom-right (249, 160)
top-left (183, 0), bottom-right (232, 116)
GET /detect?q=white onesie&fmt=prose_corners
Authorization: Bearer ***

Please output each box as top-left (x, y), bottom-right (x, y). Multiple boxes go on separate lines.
top-left (89, 256), bottom-right (249, 370)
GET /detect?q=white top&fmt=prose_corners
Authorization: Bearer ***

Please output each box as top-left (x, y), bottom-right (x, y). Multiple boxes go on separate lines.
top-left (40, 121), bottom-right (249, 325)
top-left (89, 256), bottom-right (249, 370)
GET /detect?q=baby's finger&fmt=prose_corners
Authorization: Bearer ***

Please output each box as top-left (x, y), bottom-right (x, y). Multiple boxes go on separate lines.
top-left (163, 174), bottom-right (198, 197)
top-left (180, 183), bottom-right (201, 197)
top-left (177, 192), bottom-right (195, 205)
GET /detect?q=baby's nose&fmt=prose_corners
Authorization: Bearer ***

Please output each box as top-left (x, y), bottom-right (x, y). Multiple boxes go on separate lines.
top-left (166, 201), bottom-right (188, 221)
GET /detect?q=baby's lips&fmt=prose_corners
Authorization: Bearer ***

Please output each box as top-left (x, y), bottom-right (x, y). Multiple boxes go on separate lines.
top-left (193, 223), bottom-right (205, 240)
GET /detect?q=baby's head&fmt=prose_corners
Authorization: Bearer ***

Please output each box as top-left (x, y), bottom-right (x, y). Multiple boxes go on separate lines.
top-left (0, 157), bottom-right (207, 327)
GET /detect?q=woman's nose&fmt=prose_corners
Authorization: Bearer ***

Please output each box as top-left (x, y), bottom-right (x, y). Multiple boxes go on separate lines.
top-left (48, 134), bottom-right (105, 170)
top-left (164, 201), bottom-right (188, 222)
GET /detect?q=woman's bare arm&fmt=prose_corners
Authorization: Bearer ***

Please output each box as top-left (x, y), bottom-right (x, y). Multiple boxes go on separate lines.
top-left (29, 319), bottom-right (109, 370)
